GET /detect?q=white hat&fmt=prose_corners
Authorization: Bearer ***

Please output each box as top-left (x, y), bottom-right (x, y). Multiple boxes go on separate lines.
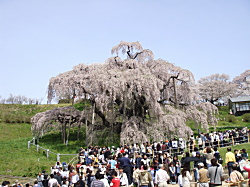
top-left (198, 162), bottom-right (204, 167)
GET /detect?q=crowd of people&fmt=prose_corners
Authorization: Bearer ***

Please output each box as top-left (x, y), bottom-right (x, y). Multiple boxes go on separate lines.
top-left (1, 129), bottom-right (250, 187)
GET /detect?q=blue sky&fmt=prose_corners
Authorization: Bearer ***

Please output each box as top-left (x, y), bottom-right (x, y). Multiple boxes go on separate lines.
top-left (0, 0), bottom-right (249, 103)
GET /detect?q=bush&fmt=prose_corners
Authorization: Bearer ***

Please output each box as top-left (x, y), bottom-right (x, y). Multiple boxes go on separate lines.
top-left (242, 113), bottom-right (250, 122)
top-left (226, 115), bottom-right (236, 123)
top-left (58, 99), bottom-right (73, 104)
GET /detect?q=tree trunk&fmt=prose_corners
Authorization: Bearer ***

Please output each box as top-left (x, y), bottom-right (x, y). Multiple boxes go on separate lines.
top-left (85, 117), bottom-right (88, 148)
top-left (173, 77), bottom-right (178, 109)
top-left (123, 90), bottom-right (127, 123)
top-left (90, 102), bottom-right (95, 146)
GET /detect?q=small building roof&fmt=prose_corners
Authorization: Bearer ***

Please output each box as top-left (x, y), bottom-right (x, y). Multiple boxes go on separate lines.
top-left (229, 96), bottom-right (250, 103)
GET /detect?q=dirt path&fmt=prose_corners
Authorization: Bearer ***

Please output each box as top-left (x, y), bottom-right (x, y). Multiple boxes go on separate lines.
top-left (0, 175), bottom-right (35, 185)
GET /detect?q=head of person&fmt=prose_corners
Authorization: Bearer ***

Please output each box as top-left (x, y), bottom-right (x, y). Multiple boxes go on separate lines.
top-left (111, 171), bottom-right (118, 178)
top-left (227, 147), bottom-right (232, 152)
top-left (2, 181), bottom-right (10, 187)
top-left (241, 149), bottom-right (246, 153)
top-left (50, 174), bottom-right (54, 178)
top-left (159, 164), bottom-right (163, 169)
top-left (234, 149), bottom-right (239, 154)
top-left (181, 168), bottom-right (188, 177)
top-left (95, 172), bottom-right (101, 180)
top-left (144, 155), bottom-right (147, 159)
top-left (206, 147), bottom-right (212, 153)
top-left (232, 164), bottom-right (238, 171)
top-left (143, 165), bottom-right (148, 170)
top-left (196, 152), bottom-right (201, 157)
top-left (198, 162), bottom-right (204, 168)
top-left (119, 167), bottom-right (124, 173)
top-left (211, 158), bottom-right (218, 166)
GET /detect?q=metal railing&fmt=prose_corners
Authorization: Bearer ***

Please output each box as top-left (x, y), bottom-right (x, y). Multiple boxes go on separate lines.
top-left (28, 137), bottom-right (78, 162)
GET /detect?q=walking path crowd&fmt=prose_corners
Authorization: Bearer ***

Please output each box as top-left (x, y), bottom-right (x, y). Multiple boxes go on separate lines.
top-left (1, 127), bottom-right (250, 187)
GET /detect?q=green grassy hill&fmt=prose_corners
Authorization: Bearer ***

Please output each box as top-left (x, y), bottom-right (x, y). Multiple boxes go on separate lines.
top-left (0, 104), bottom-right (249, 177)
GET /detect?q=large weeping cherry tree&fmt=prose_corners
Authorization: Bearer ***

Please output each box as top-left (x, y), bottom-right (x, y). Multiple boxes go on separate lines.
top-left (32, 41), bottom-right (218, 145)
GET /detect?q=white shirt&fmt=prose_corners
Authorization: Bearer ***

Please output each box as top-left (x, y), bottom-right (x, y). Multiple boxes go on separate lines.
top-left (118, 172), bottom-right (128, 187)
top-left (182, 171), bottom-right (192, 187)
top-left (100, 178), bottom-right (110, 187)
top-left (71, 174), bottom-right (79, 184)
top-left (48, 178), bottom-right (58, 187)
top-left (155, 169), bottom-right (170, 183)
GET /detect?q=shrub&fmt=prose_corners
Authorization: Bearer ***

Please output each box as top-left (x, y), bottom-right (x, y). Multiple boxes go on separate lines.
top-left (226, 115), bottom-right (236, 123)
top-left (242, 113), bottom-right (250, 122)
top-left (3, 113), bottom-right (13, 123)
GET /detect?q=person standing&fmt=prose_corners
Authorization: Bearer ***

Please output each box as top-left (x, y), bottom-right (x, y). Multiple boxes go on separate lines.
top-left (37, 173), bottom-right (44, 187)
top-left (169, 162), bottom-right (176, 184)
top-left (118, 167), bottom-right (129, 187)
top-left (225, 147), bottom-right (236, 175)
top-left (132, 166), bottom-right (140, 187)
top-left (181, 168), bottom-right (192, 187)
top-left (110, 171), bottom-right (120, 187)
top-left (119, 153), bottom-right (133, 185)
top-left (91, 172), bottom-right (105, 187)
top-left (138, 165), bottom-right (153, 187)
top-left (197, 163), bottom-right (209, 187)
top-left (207, 158), bottom-right (223, 187)
top-left (48, 174), bottom-right (59, 187)
top-left (155, 164), bottom-right (170, 187)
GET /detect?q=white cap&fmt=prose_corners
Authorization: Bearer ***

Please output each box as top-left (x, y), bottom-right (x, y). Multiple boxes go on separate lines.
top-left (198, 162), bottom-right (204, 167)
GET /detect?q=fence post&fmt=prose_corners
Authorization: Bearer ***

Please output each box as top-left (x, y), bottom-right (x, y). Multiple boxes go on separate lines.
top-left (33, 138), bottom-right (35, 145)
top-left (57, 153), bottom-right (60, 162)
top-left (232, 137), bottom-right (234, 146)
top-left (248, 134), bottom-right (250, 143)
top-left (46, 149), bottom-right (49, 158)
top-left (36, 145), bottom-right (39, 152)
top-left (28, 141), bottom-right (30, 149)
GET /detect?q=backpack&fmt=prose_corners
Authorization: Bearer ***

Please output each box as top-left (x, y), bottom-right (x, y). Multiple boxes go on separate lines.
top-left (140, 172), bottom-right (150, 184)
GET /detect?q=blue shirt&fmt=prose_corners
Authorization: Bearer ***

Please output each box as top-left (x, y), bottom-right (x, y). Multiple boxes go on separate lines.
top-left (120, 156), bottom-right (132, 167)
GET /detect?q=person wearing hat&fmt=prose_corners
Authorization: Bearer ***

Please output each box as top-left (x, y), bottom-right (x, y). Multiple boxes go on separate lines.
top-left (197, 163), bottom-right (209, 187)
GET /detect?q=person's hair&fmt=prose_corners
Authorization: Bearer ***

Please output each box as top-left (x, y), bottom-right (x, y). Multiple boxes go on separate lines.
top-left (158, 164), bottom-right (163, 169)
top-left (206, 147), bottom-right (212, 153)
top-left (214, 147), bottom-right (218, 151)
top-left (234, 149), bottom-right (238, 153)
top-left (95, 172), bottom-right (101, 179)
top-left (232, 164), bottom-right (238, 170)
top-left (194, 147), bottom-right (198, 151)
top-left (227, 147), bottom-right (231, 152)
top-left (111, 171), bottom-right (117, 177)
top-left (181, 169), bottom-right (188, 177)
top-left (118, 166), bottom-right (123, 170)
top-left (143, 165), bottom-right (148, 170)
top-left (2, 181), bottom-right (10, 186)
top-left (211, 158), bottom-right (218, 166)
top-left (50, 174), bottom-right (54, 178)
top-left (100, 174), bottom-right (104, 179)
top-left (34, 181), bottom-right (38, 185)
